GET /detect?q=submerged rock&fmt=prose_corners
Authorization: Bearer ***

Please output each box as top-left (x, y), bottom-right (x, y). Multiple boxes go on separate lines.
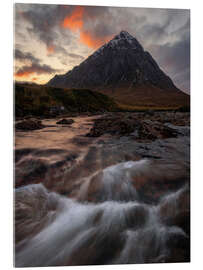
top-left (56, 118), bottom-right (74, 125)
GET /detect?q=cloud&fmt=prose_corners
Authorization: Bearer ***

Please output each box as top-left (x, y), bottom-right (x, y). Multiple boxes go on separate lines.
top-left (15, 49), bottom-right (40, 64)
top-left (18, 4), bottom-right (74, 51)
top-left (15, 63), bottom-right (61, 78)
top-left (46, 44), bottom-right (85, 66)
top-left (47, 45), bottom-right (55, 55)
top-left (79, 30), bottom-right (112, 49)
top-left (61, 6), bottom-right (113, 49)
top-left (62, 6), bottom-right (84, 30)
top-left (149, 35), bottom-right (190, 92)
top-left (66, 52), bottom-right (84, 60)
top-left (15, 4), bottom-right (190, 91)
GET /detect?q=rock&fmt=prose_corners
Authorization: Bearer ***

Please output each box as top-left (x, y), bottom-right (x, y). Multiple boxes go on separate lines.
top-left (138, 120), bottom-right (178, 140)
top-left (15, 158), bottom-right (48, 187)
top-left (56, 118), bottom-right (74, 125)
top-left (145, 110), bottom-right (154, 116)
top-left (159, 185), bottom-right (190, 234)
top-left (86, 115), bottom-right (140, 137)
top-left (15, 184), bottom-right (59, 244)
top-left (86, 114), bottom-right (178, 140)
top-left (15, 120), bottom-right (45, 131)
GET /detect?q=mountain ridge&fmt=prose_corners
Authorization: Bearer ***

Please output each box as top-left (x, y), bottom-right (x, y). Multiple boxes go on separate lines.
top-left (47, 31), bottom-right (189, 108)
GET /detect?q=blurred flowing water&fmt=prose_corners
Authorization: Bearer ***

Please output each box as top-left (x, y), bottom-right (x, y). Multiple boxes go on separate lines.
top-left (15, 159), bottom-right (190, 267)
top-left (14, 115), bottom-right (190, 266)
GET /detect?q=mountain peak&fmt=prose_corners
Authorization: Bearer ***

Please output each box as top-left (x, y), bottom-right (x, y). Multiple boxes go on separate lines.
top-left (108, 30), bottom-right (143, 51)
top-left (90, 31), bottom-right (143, 58)
top-left (115, 30), bottom-right (133, 39)
top-left (47, 30), bottom-right (177, 92)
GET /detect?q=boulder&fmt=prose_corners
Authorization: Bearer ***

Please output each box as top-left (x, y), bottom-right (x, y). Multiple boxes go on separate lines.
top-left (56, 118), bottom-right (74, 125)
top-left (15, 120), bottom-right (45, 131)
top-left (86, 114), bottom-right (178, 140)
top-left (86, 115), bottom-right (140, 137)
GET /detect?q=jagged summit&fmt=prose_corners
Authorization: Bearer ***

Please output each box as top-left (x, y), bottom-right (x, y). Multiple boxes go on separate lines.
top-left (114, 30), bottom-right (142, 47)
top-left (90, 31), bottom-right (143, 59)
top-left (47, 31), bottom-right (180, 94)
top-left (113, 30), bottom-right (137, 42)
top-left (116, 30), bottom-right (132, 37)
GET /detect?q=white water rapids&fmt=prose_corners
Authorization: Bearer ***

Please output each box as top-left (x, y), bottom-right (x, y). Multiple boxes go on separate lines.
top-left (15, 159), bottom-right (189, 267)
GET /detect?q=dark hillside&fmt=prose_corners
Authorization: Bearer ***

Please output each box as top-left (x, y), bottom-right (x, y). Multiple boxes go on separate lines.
top-left (15, 83), bottom-right (118, 117)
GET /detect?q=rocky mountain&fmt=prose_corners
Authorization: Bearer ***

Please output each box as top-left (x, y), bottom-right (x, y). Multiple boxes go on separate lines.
top-left (47, 31), bottom-right (189, 108)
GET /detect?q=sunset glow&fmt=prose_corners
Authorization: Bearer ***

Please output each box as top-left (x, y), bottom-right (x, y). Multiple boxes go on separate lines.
top-left (62, 6), bottom-right (84, 31)
top-left (15, 71), bottom-right (34, 78)
top-left (14, 4), bottom-right (190, 92)
top-left (80, 31), bottom-right (112, 49)
top-left (61, 6), bottom-right (111, 49)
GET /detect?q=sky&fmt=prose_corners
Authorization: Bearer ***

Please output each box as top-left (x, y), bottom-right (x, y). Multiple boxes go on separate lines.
top-left (14, 4), bottom-right (190, 93)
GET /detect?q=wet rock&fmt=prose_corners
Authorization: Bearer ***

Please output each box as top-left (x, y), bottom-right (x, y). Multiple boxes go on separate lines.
top-left (15, 148), bottom-right (35, 163)
top-left (138, 120), bottom-right (178, 140)
top-left (159, 185), bottom-right (190, 234)
top-left (66, 229), bottom-right (126, 265)
top-left (125, 204), bottom-right (149, 229)
top-left (86, 114), bottom-right (179, 140)
top-left (15, 120), bottom-right (45, 131)
top-left (71, 136), bottom-right (92, 146)
top-left (165, 231), bottom-right (190, 263)
top-left (86, 115), bottom-right (140, 137)
top-left (15, 184), bottom-right (59, 244)
top-left (15, 158), bottom-right (48, 187)
top-left (145, 109), bottom-right (154, 116)
top-left (56, 118), bottom-right (74, 125)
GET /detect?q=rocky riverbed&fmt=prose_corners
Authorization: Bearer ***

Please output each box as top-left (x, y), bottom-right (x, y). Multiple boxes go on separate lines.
top-left (14, 111), bottom-right (190, 266)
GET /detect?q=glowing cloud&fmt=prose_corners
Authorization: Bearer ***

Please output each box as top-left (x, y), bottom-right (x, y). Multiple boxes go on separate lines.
top-left (80, 31), bottom-right (112, 49)
top-left (15, 71), bottom-right (34, 78)
top-left (62, 6), bottom-right (84, 31)
top-left (61, 6), bottom-right (111, 49)
top-left (15, 63), bottom-right (61, 79)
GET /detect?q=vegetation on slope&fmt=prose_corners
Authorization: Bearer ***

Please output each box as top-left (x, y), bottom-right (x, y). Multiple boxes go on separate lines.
top-left (15, 83), bottom-right (118, 117)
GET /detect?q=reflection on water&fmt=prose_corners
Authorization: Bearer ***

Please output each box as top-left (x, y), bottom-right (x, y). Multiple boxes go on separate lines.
top-left (15, 116), bottom-right (100, 158)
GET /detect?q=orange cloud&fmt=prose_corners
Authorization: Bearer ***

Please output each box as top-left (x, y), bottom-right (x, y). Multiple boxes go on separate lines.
top-left (62, 6), bottom-right (84, 31)
top-left (80, 31), bottom-right (112, 49)
top-left (47, 45), bottom-right (55, 55)
top-left (32, 77), bottom-right (37, 81)
top-left (61, 6), bottom-right (112, 49)
top-left (15, 71), bottom-right (34, 78)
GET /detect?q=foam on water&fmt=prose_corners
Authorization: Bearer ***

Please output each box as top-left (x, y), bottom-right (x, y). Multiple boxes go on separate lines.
top-left (15, 159), bottom-right (189, 266)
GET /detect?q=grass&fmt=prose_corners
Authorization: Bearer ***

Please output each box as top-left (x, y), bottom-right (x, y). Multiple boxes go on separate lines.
top-left (15, 83), bottom-right (118, 117)
top-left (116, 103), bottom-right (182, 112)
top-left (15, 83), bottom-right (190, 117)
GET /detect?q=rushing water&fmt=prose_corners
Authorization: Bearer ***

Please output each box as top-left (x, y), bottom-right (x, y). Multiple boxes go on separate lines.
top-left (15, 159), bottom-right (190, 267)
top-left (14, 114), bottom-right (190, 266)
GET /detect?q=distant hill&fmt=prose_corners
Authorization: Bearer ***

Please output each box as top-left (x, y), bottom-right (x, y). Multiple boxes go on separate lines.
top-left (47, 31), bottom-right (189, 109)
top-left (15, 83), bottom-right (118, 117)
